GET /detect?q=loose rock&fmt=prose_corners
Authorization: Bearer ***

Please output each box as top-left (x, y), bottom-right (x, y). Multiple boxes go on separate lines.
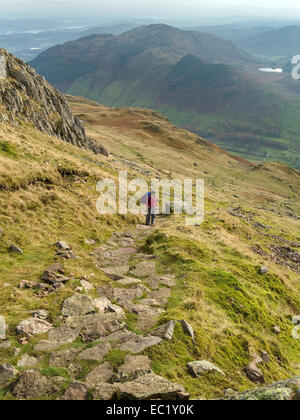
top-left (187, 361), bottom-right (225, 377)
top-left (0, 363), bottom-right (18, 388)
top-left (62, 294), bottom-right (95, 317)
top-left (153, 321), bottom-right (176, 341)
top-left (16, 317), bottom-right (52, 337)
top-left (85, 362), bottom-right (114, 388)
top-left (118, 372), bottom-right (186, 400)
top-left (78, 342), bottom-right (111, 362)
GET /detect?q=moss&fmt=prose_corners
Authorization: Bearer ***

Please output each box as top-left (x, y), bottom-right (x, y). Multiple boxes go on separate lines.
top-left (40, 367), bottom-right (69, 379)
top-left (0, 140), bottom-right (18, 159)
top-left (104, 349), bottom-right (128, 370)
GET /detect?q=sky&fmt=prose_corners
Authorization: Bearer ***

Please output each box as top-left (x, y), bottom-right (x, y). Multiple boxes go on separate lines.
top-left (1, 0), bottom-right (300, 21)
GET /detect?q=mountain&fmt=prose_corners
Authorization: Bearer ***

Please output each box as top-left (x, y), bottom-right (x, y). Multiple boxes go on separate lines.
top-left (239, 25), bottom-right (300, 57)
top-left (0, 82), bottom-right (299, 399)
top-left (31, 24), bottom-right (256, 91)
top-left (0, 48), bottom-right (106, 155)
top-left (31, 24), bottom-right (300, 169)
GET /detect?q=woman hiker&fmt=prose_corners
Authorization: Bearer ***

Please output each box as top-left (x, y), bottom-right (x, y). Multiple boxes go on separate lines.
top-left (141, 191), bottom-right (157, 226)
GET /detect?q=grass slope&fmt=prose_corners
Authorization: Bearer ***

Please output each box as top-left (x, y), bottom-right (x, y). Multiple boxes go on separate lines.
top-left (0, 97), bottom-right (299, 399)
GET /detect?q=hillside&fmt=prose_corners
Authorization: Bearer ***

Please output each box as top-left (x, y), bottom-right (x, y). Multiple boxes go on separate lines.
top-left (30, 24), bottom-right (300, 169)
top-left (239, 25), bottom-right (300, 57)
top-left (0, 72), bottom-right (299, 401)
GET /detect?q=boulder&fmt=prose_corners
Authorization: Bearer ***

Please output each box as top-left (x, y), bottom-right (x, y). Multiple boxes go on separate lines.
top-left (116, 277), bottom-right (141, 286)
top-left (245, 363), bottom-right (265, 384)
top-left (56, 241), bottom-right (71, 250)
top-left (78, 342), bottom-right (111, 362)
top-left (48, 325), bottom-right (80, 344)
top-left (117, 335), bottom-right (162, 353)
top-left (130, 260), bottom-right (156, 278)
top-left (152, 321), bottom-right (176, 341)
top-left (260, 266), bottom-right (268, 274)
top-left (80, 280), bottom-right (95, 292)
top-left (187, 361), bottom-right (225, 377)
top-left (41, 270), bottom-right (70, 284)
top-left (0, 315), bottom-right (6, 340)
top-left (181, 320), bottom-right (195, 342)
top-left (101, 266), bottom-right (129, 280)
top-left (118, 355), bottom-right (152, 380)
top-left (17, 355), bottom-right (40, 368)
top-left (92, 383), bottom-right (118, 400)
top-left (8, 244), bottom-right (23, 254)
top-left (65, 313), bottom-right (125, 343)
top-left (16, 317), bottom-right (52, 337)
top-left (49, 348), bottom-right (80, 368)
top-left (62, 294), bottom-right (95, 317)
top-left (61, 381), bottom-right (88, 400)
top-left (0, 340), bottom-right (11, 349)
top-left (34, 340), bottom-right (64, 352)
top-left (118, 372), bottom-right (186, 400)
top-left (85, 362), bottom-right (114, 388)
top-left (11, 370), bottom-right (53, 399)
top-left (30, 309), bottom-right (49, 320)
top-left (148, 288), bottom-right (171, 304)
top-left (224, 378), bottom-right (300, 400)
top-left (93, 297), bottom-right (111, 312)
top-left (0, 363), bottom-right (18, 388)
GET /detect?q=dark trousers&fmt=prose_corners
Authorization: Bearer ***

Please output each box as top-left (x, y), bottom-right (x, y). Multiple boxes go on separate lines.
top-left (146, 208), bottom-right (156, 226)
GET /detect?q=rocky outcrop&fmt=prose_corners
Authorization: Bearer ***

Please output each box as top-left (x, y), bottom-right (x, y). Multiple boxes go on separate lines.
top-left (223, 376), bottom-right (300, 401)
top-left (0, 48), bottom-right (107, 155)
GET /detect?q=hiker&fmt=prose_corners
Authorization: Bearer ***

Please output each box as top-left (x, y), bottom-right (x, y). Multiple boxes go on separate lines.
top-left (141, 191), bottom-right (157, 226)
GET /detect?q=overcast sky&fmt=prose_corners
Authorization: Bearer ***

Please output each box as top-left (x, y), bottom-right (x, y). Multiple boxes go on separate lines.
top-left (1, 0), bottom-right (300, 21)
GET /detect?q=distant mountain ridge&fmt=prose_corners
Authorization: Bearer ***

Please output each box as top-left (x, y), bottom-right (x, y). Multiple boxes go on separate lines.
top-left (31, 24), bottom-right (300, 168)
top-left (239, 25), bottom-right (300, 56)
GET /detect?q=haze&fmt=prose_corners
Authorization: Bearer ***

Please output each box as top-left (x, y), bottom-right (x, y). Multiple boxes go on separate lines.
top-left (2, 0), bottom-right (300, 21)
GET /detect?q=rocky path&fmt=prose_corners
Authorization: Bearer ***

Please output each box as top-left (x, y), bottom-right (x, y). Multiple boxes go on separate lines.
top-left (0, 225), bottom-right (192, 400)
top-left (1, 225), bottom-right (299, 400)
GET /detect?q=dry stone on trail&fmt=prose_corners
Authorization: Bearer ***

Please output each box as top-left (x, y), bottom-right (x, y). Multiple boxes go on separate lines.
top-left (16, 317), bottom-right (52, 337)
top-left (130, 260), bottom-right (157, 278)
top-left (78, 342), bottom-right (111, 362)
top-left (65, 313), bottom-right (126, 342)
top-left (48, 325), bottom-right (80, 345)
top-left (116, 335), bottom-right (163, 353)
top-left (0, 364), bottom-right (18, 388)
top-left (50, 348), bottom-right (79, 368)
top-left (62, 294), bottom-right (95, 317)
top-left (101, 265), bottom-right (130, 280)
top-left (61, 382), bottom-right (88, 401)
top-left (3, 226), bottom-right (190, 400)
top-left (85, 362), bottom-right (114, 388)
top-left (118, 372), bottom-right (186, 400)
top-left (17, 355), bottom-right (40, 368)
top-left (118, 355), bottom-right (152, 381)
